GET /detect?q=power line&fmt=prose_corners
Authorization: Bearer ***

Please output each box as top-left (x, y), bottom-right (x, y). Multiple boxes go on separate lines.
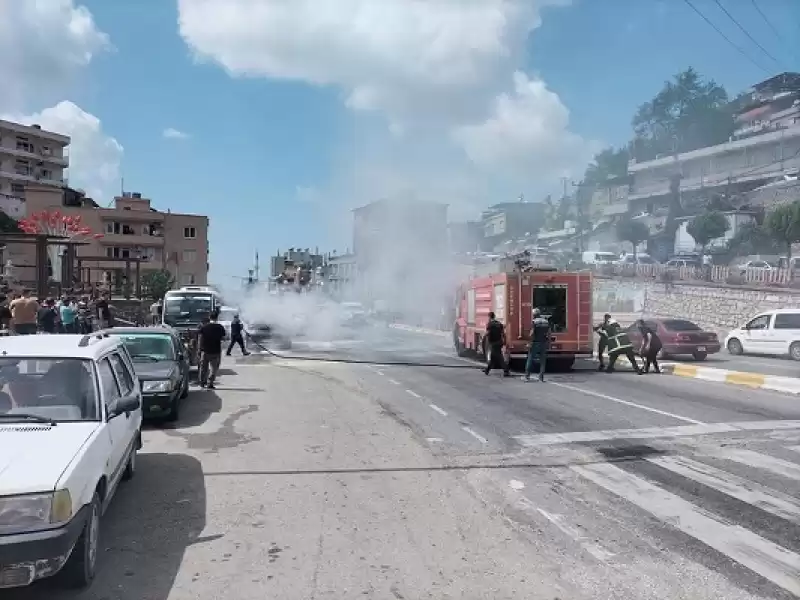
top-left (711, 0), bottom-right (782, 66)
top-left (682, 0), bottom-right (771, 74)
top-left (750, 0), bottom-right (799, 62)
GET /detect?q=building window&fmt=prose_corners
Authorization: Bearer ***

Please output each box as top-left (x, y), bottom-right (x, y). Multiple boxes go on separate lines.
top-left (14, 160), bottom-right (30, 176)
top-left (15, 137), bottom-right (31, 152)
top-left (181, 273), bottom-right (196, 285)
top-left (106, 247), bottom-right (113, 258)
top-left (142, 224), bottom-right (150, 236)
top-left (10, 184), bottom-right (24, 194)
top-left (182, 249), bottom-right (196, 263)
top-left (183, 226), bottom-right (196, 239)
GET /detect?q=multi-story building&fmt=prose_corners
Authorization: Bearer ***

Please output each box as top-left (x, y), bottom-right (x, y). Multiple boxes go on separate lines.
top-left (0, 119), bottom-right (69, 218)
top-left (7, 186), bottom-right (209, 288)
top-left (448, 221), bottom-right (483, 254)
top-left (480, 201), bottom-right (544, 251)
top-left (325, 252), bottom-right (357, 298)
top-left (732, 72), bottom-right (800, 140)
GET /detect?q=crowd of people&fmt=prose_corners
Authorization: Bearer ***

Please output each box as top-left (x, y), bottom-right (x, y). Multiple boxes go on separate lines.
top-left (0, 289), bottom-right (114, 335)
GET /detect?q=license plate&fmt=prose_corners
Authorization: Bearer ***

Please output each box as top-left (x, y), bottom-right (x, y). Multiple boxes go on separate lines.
top-left (697, 346), bottom-right (706, 352)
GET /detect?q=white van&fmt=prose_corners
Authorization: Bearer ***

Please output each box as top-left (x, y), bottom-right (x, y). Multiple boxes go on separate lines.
top-left (724, 309), bottom-right (800, 361)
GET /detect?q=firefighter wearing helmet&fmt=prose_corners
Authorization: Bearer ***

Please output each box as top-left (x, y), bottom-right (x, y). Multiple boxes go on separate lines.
top-left (599, 314), bottom-right (642, 375)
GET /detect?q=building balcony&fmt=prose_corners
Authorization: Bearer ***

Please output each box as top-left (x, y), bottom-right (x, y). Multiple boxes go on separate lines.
top-left (0, 170), bottom-right (64, 188)
top-left (99, 233), bottom-right (165, 246)
top-left (602, 201), bottom-right (630, 217)
top-left (0, 145), bottom-right (68, 167)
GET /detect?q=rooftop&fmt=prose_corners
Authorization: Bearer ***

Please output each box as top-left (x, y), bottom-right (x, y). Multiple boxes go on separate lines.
top-left (0, 333), bottom-right (121, 359)
top-left (0, 119), bottom-right (70, 145)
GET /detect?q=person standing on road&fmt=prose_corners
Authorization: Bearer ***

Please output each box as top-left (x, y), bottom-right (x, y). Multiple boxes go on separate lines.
top-left (601, 316), bottom-right (642, 375)
top-left (60, 298), bottom-right (77, 333)
top-left (484, 311), bottom-right (510, 377)
top-left (10, 289), bottom-right (39, 335)
top-left (199, 310), bottom-right (226, 389)
top-left (95, 293), bottom-right (111, 330)
top-left (524, 308), bottom-right (550, 382)
top-left (37, 298), bottom-right (58, 334)
top-left (226, 314), bottom-right (250, 356)
top-left (637, 320), bottom-right (662, 374)
top-left (594, 313), bottom-right (611, 371)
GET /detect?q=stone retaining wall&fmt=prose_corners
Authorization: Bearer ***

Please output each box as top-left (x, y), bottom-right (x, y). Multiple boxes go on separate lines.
top-left (593, 276), bottom-right (800, 334)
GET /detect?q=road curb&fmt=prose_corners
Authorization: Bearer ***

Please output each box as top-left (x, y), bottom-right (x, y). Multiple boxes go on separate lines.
top-left (661, 363), bottom-right (800, 394)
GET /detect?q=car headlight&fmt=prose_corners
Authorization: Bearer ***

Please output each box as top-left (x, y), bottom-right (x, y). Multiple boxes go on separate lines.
top-left (142, 380), bottom-right (173, 393)
top-left (0, 489), bottom-right (72, 534)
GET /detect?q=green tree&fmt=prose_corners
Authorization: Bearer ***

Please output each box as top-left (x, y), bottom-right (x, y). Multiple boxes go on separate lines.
top-left (616, 219), bottom-right (650, 260)
top-left (765, 201), bottom-right (800, 261)
top-left (686, 211), bottom-right (730, 253)
top-left (582, 147), bottom-right (630, 185)
top-left (631, 67), bottom-right (734, 162)
top-left (140, 269), bottom-right (175, 300)
top-left (725, 222), bottom-right (781, 259)
top-left (0, 211), bottom-right (20, 233)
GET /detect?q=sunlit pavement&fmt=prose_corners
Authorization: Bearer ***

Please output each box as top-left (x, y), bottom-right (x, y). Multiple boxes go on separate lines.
top-left (11, 327), bottom-right (800, 599)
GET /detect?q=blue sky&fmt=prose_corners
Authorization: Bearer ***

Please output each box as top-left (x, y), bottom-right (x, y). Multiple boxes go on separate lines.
top-left (4, 0), bottom-right (799, 283)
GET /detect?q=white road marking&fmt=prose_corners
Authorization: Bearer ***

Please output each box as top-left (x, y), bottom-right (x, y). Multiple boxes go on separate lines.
top-left (535, 507), bottom-right (614, 562)
top-left (462, 426), bottom-right (488, 444)
top-left (704, 448), bottom-right (800, 482)
top-left (573, 461), bottom-right (800, 596)
top-left (387, 378), bottom-right (400, 385)
top-left (405, 389), bottom-right (422, 399)
top-left (550, 381), bottom-right (703, 424)
top-left (375, 369), bottom-right (385, 376)
top-left (647, 454), bottom-right (800, 524)
top-left (787, 445), bottom-right (800, 454)
top-left (509, 479), bottom-right (525, 490)
top-left (513, 420), bottom-right (800, 447)
top-left (426, 437), bottom-right (443, 443)
top-left (428, 404), bottom-right (448, 417)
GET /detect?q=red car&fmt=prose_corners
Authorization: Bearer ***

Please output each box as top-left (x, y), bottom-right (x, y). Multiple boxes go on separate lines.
top-left (626, 318), bottom-right (721, 361)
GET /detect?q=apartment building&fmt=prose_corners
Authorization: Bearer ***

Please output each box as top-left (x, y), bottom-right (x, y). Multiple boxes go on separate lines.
top-left (7, 186), bottom-right (209, 288)
top-left (0, 119), bottom-right (69, 218)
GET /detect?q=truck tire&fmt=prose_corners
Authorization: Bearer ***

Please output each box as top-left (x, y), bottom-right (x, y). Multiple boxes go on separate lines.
top-left (453, 327), bottom-right (468, 357)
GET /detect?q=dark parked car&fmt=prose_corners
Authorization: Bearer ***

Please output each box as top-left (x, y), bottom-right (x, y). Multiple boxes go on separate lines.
top-left (105, 326), bottom-right (190, 421)
top-left (627, 318), bottom-right (721, 361)
top-left (244, 322), bottom-right (292, 350)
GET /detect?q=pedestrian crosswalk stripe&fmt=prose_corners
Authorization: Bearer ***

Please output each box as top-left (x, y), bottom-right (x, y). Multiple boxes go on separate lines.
top-left (572, 461), bottom-right (800, 596)
top-left (646, 454), bottom-right (800, 524)
top-left (512, 420), bottom-right (800, 447)
top-left (704, 447), bottom-right (800, 482)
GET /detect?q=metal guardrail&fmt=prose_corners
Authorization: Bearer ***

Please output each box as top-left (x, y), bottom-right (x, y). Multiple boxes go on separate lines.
top-left (590, 263), bottom-right (796, 287)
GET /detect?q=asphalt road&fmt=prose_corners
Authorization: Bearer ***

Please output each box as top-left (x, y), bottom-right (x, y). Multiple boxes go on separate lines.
top-left (11, 326), bottom-right (800, 599)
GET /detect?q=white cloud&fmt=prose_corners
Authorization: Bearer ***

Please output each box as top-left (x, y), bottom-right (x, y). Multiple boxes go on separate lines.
top-left (0, 0), bottom-right (110, 112)
top-left (177, 0), bottom-right (592, 214)
top-left (4, 101), bottom-right (123, 202)
top-left (454, 72), bottom-right (599, 182)
top-left (163, 127), bottom-right (190, 140)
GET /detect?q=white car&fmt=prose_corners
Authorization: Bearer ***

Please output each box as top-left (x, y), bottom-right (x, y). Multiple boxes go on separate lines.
top-left (725, 308), bottom-right (800, 361)
top-left (0, 333), bottom-right (143, 590)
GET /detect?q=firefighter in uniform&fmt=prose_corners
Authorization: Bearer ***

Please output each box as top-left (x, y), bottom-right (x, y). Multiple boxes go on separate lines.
top-left (594, 313), bottom-right (610, 371)
top-left (601, 316), bottom-right (643, 374)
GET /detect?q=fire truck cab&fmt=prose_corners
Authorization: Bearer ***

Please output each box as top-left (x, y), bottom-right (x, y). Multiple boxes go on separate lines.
top-left (453, 263), bottom-right (594, 369)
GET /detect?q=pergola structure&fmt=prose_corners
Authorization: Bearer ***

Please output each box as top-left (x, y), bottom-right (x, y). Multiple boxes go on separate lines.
top-left (0, 232), bottom-right (87, 298)
top-left (75, 255), bottom-right (143, 298)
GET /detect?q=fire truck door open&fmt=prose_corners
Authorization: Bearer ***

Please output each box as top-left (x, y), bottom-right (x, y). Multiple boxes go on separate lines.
top-left (532, 285), bottom-right (568, 333)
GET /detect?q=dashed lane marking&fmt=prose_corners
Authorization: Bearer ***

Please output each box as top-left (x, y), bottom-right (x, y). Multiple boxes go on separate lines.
top-left (387, 378), bottom-right (400, 385)
top-left (406, 389), bottom-right (422, 398)
top-left (549, 381), bottom-right (704, 425)
top-left (429, 404), bottom-right (448, 417)
top-left (462, 426), bottom-right (488, 444)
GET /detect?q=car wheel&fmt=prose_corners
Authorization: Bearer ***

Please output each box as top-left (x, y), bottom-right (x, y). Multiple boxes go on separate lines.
top-left (692, 351), bottom-right (708, 361)
top-left (790, 342), bottom-right (800, 361)
top-left (179, 377), bottom-right (189, 399)
top-left (122, 445), bottom-right (136, 481)
top-left (727, 338), bottom-right (744, 356)
top-left (57, 492), bottom-right (101, 589)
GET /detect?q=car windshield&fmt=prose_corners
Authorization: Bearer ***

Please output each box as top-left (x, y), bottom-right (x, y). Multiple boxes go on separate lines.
top-left (662, 319), bottom-right (702, 331)
top-left (0, 358), bottom-right (99, 422)
top-left (163, 294), bottom-right (213, 324)
top-left (120, 334), bottom-right (175, 361)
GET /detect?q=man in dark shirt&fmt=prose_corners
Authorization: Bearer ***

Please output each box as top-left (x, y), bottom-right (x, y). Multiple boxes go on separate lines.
top-left (226, 314), bottom-right (249, 356)
top-left (525, 308), bottom-right (550, 382)
top-left (37, 299), bottom-right (57, 334)
top-left (199, 310), bottom-right (227, 389)
top-left (484, 311), bottom-right (510, 377)
top-left (95, 294), bottom-right (112, 329)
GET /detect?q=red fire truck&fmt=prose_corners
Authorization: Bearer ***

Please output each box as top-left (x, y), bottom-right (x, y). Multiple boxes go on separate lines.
top-left (453, 261), bottom-right (594, 369)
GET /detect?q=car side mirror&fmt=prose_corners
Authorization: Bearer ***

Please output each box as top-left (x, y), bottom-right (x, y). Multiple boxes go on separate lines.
top-left (110, 395), bottom-right (140, 419)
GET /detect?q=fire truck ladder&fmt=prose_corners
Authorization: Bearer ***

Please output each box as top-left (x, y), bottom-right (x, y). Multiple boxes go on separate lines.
top-left (577, 272), bottom-right (592, 351)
